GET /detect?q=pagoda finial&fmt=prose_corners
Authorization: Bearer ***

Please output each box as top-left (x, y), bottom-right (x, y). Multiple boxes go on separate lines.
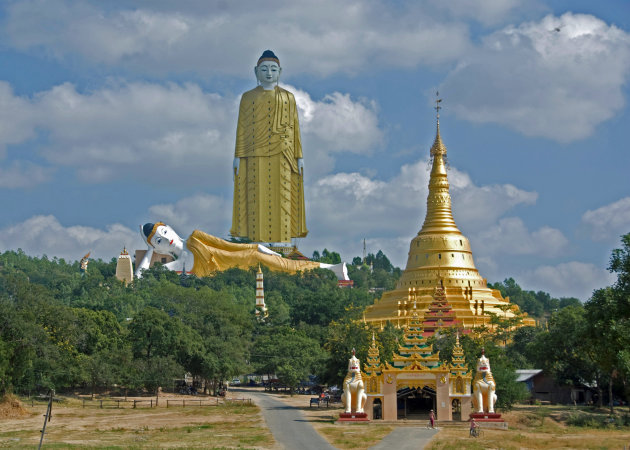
top-left (430, 93), bottom-right (446, 157)
top-left (435, 91), bottom-right (442, 122)
top-left (418, 94), bottom-right (461, 235)
top-left (352, 347), bottom-right (356, 356)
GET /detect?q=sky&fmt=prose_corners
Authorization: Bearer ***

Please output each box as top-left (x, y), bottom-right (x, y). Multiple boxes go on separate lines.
top-left (0, 0), bottom-right (629, 301)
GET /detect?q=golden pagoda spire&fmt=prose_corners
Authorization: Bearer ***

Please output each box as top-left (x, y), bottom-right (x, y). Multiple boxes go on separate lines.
top-left (419, 93), bottom-right (461, 236)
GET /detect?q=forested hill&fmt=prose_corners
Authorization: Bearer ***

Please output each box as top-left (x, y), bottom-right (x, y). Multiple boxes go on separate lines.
top-left (488, 278), bottom-right (581, 317)
top-left (0, 249), bottom-right (616, 400)
top-left (2, 234), bottom-right (629, 412)
top-left (0, 248), bottom-right (401, 396)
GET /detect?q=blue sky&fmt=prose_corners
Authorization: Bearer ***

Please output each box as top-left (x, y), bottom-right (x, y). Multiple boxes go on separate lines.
top-left (0, 0), bottom-right (629, 301)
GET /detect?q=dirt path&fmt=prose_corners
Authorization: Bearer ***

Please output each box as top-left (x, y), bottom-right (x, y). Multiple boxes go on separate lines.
top-left (244, 389), bottom-right (335, 450)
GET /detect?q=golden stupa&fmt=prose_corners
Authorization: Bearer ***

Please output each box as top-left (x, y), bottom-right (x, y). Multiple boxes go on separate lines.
top-left (363, 99), bottom-right (534, 331)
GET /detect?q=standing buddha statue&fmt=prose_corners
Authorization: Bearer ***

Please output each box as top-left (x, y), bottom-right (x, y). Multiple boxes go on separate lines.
top-left (231, 50), bottom-right (308, 246)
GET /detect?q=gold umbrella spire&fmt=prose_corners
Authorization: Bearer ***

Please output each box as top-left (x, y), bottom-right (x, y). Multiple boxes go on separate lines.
top-left (419, 93), bottom-right (461, 235)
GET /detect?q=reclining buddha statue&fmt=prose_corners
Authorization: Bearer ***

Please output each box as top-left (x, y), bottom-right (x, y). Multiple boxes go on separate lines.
top-left (134, 222), bottom-right (348, 280)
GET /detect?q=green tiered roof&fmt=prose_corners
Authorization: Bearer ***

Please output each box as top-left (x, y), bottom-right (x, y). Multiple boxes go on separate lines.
top-left (364, 333), bottom-right (383, 376)
top-left (387, 302), bottom-right (442, 371)
top-left (449, 333), bottom-right (469, 377)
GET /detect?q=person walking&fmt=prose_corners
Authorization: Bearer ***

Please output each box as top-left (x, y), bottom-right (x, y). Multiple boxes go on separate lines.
top-left (429, 409), bottom-right (435, 429)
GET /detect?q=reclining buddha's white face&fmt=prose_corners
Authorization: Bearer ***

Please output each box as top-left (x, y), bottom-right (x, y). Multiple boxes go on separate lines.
top-left (150, 224), bottom-right (184, 255)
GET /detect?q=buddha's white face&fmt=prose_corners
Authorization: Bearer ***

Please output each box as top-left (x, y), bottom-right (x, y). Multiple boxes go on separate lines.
top-left (255, 61), bottom-right (281, 86)
top-left (150, 224), bottom-right (184, 255)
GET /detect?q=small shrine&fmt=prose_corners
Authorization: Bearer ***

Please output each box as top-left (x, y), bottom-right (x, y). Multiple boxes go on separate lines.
top-left (79, 252), bottom-right (90, 275)
top-left (255, 265), bottom-right (268, 320)
top-left (115, 247), bottom-right (133, 285)
top-left (361, 303), bottom-right (473, 422)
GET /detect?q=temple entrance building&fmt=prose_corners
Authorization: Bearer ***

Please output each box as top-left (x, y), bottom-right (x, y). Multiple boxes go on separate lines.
top-left (362, 304), bottom-right (473, 422)
top-left (363, 101), bottom-right (534, 331)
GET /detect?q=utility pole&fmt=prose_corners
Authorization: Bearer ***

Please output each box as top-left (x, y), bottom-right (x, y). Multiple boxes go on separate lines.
top-left (363, 238), bottom-right (366, 264)
top-left (38, 389), bottom-right (54, 450)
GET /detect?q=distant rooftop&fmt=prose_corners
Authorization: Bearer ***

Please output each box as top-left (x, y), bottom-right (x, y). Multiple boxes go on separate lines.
top-left (515, 369), bottom-right (543, 382)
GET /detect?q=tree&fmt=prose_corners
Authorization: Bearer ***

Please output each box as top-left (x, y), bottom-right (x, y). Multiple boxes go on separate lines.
top-left (251, 326), bottom-right (325, 394)
top-left (127, 307), bottom-right (203, 393)
top-left (585, 287), bottom-right (630, 413)
top-left (527, 306), bottom-right (598, 389)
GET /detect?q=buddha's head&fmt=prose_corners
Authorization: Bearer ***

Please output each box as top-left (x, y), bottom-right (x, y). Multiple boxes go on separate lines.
top-left (255, 49), bottom-right (281, 88)
top-left (142, 222), bottom-right (184, 256)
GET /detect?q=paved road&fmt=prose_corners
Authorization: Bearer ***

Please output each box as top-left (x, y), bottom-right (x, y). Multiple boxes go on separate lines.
top-left (368, 427), bottom-right (438, 450)
top-left (238, 388), bottom-right (437, 450)
top-left (244, 389), bottom-right (335, 450)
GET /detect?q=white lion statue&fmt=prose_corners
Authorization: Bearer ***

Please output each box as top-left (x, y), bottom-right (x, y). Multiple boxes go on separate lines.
top-left (342, 349), bottom-right (367, 414)
top-left (472, 349), bottom-right (497, 413)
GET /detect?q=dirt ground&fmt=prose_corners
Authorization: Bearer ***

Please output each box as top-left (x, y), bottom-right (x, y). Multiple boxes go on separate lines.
top-left (0, 392), bottom-right (273, 448)
top-left (260, 391), bottom-right (630, 450)
top-left (3, 391), bottom-right (630, 449)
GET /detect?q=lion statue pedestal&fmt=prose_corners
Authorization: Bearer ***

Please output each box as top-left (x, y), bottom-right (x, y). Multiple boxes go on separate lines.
top-left (338, 349), bottom-right (369, 422)
top-left (469, 349), bottom-right (506, 427)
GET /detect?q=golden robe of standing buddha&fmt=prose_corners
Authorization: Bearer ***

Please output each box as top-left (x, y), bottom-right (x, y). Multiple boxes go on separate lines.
top-left (231, 50), bottom-right (308, 244)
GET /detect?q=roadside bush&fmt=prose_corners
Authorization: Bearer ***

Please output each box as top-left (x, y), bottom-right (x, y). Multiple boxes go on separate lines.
top-left (567, 412), bottom-right (630, 428)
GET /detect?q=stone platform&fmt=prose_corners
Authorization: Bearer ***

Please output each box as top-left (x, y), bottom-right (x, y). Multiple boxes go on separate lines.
top-left (470, 412), bottom-right (508, 429)
top-left (337, 412), bottom-right (369, 422)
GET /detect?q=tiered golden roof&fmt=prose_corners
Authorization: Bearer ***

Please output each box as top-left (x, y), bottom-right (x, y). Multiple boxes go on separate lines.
top-left (364, 333), bottom-right (383, 377)
top-left (364, 98), bottom-right (533, 330)
top-left (450, 334), bottom-right (468, 377)
top-left (386, 304), bottom-right (442, 371)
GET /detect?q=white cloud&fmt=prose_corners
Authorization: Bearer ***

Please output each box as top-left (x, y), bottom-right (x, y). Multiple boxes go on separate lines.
top-left (303, 158), bottom-right (537, 268)
top-left (473, 217), bottom-right (569, 258)
top-left (0, 80), bottom-right (383, 188)
top-left (519, 261), bottom-right (615, 300)
top-left (450, 168), bottom-right (538, 231)
top-left (292, 88), bottom-right (383, 154)
top-left (581, 197), bottom-right (630, 241)
top-left (0, 81), bottom-right (38, 156)
top-left (440, 12), bottom-right (630, 142)
top-left (147, 193), bottom-right (232, 239)
top-left (0, 161), bottom-right (52, 188)
top-left (432, 0), bottom-right (539, 26)
top-left (0, 215), bottom-right (141, 262)
top-left (4, 0), bottom-right (471, 76)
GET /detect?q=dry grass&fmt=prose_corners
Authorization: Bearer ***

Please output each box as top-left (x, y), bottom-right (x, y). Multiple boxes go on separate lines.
top-left (316, 425), bottom-right (394, 449)
top-left (4, 391), bottom-right (630, 449)
top-left (0, 394), bottom-right (273, 449)
top-left (0, 395), bottom-right (29, 420)
top-left (428, 405), bottom-right (630, 450)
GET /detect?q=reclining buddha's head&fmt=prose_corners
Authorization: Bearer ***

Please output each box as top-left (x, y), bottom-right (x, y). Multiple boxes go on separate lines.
top-left (142, 222), bottom-right (184, 256)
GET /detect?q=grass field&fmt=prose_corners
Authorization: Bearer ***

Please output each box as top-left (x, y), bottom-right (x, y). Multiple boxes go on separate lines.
top-left (427, 405), bottom-right (630, 450)
top-left (0, 395), bottom-right (274, 449)
top-left (2, 393), bottom-right (630, 449)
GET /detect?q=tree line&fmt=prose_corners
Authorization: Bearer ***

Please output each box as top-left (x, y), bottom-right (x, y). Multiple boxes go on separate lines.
top-left (0, 235), bottom-right (628, 414)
